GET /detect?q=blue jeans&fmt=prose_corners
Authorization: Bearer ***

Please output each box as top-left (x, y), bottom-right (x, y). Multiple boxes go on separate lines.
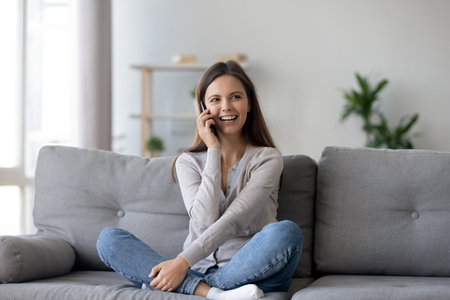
top-left (96, 220), bottom-right (302, 295)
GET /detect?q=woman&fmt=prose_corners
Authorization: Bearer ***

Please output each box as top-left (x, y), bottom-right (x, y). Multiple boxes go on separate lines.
top-left (97, 61), bottom-right (303, 299)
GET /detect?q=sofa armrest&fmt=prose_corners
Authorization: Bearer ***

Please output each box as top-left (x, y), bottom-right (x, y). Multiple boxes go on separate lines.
top-left (0, 235), bottom-right (76, 283)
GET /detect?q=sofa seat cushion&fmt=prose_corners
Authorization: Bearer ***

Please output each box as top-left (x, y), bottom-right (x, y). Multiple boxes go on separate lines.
top-left (292, 275), bottom-right (450, 300)
top-left (0, 271), bottom-right (201, 300)
top-left (0, 271), bottom-right (301, 300)
top-left (287, 277), bottom-right (316, 299)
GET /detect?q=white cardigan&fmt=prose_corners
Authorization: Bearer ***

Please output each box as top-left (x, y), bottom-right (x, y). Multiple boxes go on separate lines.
top-left (176, 144), bottom-right (283, 273)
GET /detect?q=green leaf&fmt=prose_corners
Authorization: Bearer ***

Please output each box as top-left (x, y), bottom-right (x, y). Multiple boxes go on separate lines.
top-left (340, 105), bottom-right (356, 122)
top-left (400, 113), bottom-right (419, 135)
top-left (356, 73), bottom-right (370, 96)
top-left (373, 79), bottom-right (389, 96)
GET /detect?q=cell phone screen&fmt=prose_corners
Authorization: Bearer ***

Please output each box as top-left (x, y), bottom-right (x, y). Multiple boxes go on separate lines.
top-left (200, 101), bottom-right (207, 112)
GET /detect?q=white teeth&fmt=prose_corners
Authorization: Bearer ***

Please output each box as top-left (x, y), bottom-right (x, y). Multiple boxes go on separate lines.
top-left (220, 116), bottom-right (237, 121)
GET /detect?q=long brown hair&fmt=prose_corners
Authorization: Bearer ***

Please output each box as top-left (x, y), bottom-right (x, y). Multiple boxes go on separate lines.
top-left (171, 60), bottom-right (279, 182)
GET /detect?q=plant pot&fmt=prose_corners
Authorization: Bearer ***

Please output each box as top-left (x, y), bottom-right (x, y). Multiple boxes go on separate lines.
top-left (146, 150), bottom-right (161, 159)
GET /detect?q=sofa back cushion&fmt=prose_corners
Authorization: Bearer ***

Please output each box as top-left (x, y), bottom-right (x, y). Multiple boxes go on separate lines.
top-left (34, 146), bottom-right (316, 277)
top-left (34, 146), bottom-right (189, 271)
top-left (315, 146), bottom-right (450, 276)
top-left (277, 155), bottom-right (317, 277)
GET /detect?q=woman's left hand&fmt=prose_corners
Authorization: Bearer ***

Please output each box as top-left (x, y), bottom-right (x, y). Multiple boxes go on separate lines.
top-left (149, 256), bottom-right (191, 292)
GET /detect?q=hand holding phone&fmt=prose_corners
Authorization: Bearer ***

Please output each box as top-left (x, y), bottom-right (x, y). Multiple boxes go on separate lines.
top-left (200, 101), bottom-right (217, 137)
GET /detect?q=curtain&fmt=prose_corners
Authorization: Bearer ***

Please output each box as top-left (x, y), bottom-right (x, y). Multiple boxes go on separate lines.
top-left (77, 0), bottom-right (112, 150)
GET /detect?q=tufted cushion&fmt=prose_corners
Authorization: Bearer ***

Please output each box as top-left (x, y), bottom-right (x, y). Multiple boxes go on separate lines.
top-left (315, 146), bottom-right (450, 276)
top-left (34, 146), bottom-right (189, 270)
top-left (34, 146), bottom-right (316, 276)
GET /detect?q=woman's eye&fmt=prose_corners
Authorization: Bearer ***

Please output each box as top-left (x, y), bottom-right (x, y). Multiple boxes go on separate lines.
top-left (232, 95), bottom-right (241, 99)
top-left (211, 98), bottom-right (220, 102)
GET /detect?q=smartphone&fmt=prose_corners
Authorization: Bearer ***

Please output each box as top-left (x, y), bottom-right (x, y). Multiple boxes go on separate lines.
top-left (200, 101), bottom-right (217, 136)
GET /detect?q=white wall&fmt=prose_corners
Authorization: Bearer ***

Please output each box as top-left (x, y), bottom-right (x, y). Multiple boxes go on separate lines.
top-left (112, 0), bottom-right (450, 161)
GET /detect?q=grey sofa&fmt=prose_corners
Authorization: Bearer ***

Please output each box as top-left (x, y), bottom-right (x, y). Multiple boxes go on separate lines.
top-left (0, 145), bottom-right (449, 299)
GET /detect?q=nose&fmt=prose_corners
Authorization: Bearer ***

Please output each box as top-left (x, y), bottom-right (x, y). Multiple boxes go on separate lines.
top-left (221, 99), bottom-right (232, 111)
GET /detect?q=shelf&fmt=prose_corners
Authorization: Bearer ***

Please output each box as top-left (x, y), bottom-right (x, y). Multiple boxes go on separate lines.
top-left (130, 113), bottom-right (197, 121)
top-left (131, 62), bottom-right (248, 71)
top-left (131, 64), bottom-right (210, 71)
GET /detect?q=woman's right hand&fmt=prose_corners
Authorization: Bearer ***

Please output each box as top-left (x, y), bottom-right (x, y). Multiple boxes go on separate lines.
top-left (197, 108), bottom-right (220, 149)
top-left (149, 256), bottom-right (190, 292)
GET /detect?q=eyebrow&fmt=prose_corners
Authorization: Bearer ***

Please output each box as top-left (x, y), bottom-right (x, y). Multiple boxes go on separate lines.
top-left (207, 91), bottom-right (244, 100)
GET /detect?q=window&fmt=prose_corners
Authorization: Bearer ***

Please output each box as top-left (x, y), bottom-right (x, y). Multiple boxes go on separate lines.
top-left (25, 0), bottom-right (76, 177)
top-left (0, 0), bottom-right (76, 235)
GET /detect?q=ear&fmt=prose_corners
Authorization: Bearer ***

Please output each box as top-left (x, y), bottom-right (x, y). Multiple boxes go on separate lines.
top-left (247, 103), bottom-right (251, 113)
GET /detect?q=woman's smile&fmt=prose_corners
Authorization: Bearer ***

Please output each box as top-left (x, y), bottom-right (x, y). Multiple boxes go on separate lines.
top-left (219, 115), bottom-right (238, 123)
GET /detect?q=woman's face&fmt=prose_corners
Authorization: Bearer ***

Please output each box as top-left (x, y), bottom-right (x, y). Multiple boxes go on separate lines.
top-left (204, 75), bottom-right (250, 139)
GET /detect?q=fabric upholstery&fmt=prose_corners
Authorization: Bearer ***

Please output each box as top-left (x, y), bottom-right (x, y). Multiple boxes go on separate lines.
top-left (277, 155), bottom-right (317, 277)
top-left (0, 271), bottom-right (202, 300)
top-left (292, 275), bottom-right (450, 300)
top-left (4, 145), bottom-right (450, 299)
top-left (0, 235), bottom-right (75, 283)
top-left (287, 277), bottom-right (316, 299)
top-left (315, 146), bottom-right (450, 276)
top-left (33, 146), bottom-right (317, 278)
top-left (0, 271), bottom-right (300, 300)
top-left (34, 146), bottom-right (189, 271)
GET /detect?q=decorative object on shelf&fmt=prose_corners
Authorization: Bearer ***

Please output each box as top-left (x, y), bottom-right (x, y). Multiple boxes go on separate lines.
top-left (171, 55), bottom-right (197, 64)
top-left (216, 53), bottom-right (247, 63)
top-left (340, 73), bottom-right (420, 149)
top-left (146, 136), bottom-right (164, 158)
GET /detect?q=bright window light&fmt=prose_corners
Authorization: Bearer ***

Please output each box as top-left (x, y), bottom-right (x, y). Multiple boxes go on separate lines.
top-left (0, 186), bottom-right (22, 235)
top-left (0, 0), bottom-right (21, 168)
top-left (25, 0), bottom-right (75, 177)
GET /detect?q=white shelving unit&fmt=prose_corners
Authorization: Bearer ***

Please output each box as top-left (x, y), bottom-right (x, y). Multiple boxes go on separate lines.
top-left (130, 64), bottom-right (208, 156)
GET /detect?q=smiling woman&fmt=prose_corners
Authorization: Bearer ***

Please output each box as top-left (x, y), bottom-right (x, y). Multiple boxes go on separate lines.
top-left (97, 61), bottom-right (302, 299)
top-left (176, 61), bottom-right (276, 160)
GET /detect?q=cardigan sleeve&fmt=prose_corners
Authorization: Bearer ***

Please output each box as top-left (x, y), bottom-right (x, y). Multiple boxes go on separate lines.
top-left (176, 148), bottom-right (222, 227)
top-left (178, 147), bottom-right (283, 267)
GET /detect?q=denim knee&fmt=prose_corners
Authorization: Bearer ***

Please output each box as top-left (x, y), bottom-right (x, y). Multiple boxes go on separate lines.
top-left (96, 227), bottom-right (126, 263)
top-left (98, 227), bottom-right (125, 241)
top-left (265, 220), bottom-right (303, 251)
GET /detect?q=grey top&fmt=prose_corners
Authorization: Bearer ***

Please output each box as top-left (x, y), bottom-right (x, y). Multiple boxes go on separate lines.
top-left (176, 144), bottom-right (283, 273)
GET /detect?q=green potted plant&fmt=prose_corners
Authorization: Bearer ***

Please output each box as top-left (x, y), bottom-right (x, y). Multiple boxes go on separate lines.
top-left (146, 136), bottom-right (164, 158)
top-left (369, 113), bottom-right (419, 149)
top-left (340, 73), bottom-right (420, 149)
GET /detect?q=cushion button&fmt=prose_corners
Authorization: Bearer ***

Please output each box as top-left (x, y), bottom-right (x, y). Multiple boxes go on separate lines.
top-left (117, 210), bottom-right (125, 218)
top-left (411, 212), bottom-right (419, 219)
